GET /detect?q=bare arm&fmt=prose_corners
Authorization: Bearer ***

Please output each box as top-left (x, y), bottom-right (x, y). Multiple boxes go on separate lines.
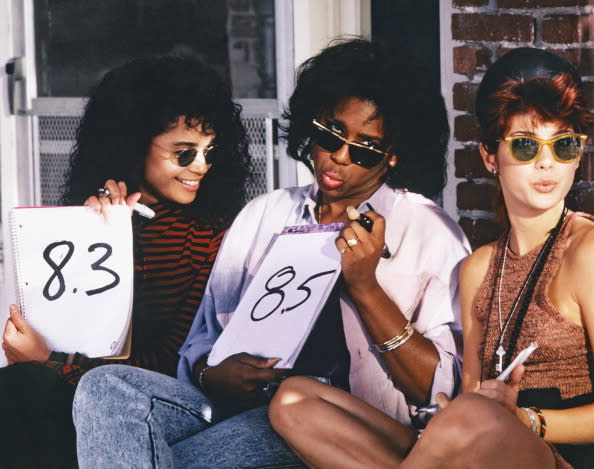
top-left (537, 224), bottom-right (594, 444)
top-left (338, 210), bottom-right (448, 405)
top-left (460, 245), bottom-right (493, 393)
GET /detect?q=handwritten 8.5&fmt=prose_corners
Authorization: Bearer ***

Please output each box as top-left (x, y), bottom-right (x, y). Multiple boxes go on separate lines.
top-left (41, 240), bottom-right (120, 301)
top-left (250, 266), bottom-right (336, 322)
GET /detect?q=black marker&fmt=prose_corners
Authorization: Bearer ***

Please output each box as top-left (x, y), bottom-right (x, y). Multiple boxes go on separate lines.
top-left (357, 203), bottom-right (391, 259)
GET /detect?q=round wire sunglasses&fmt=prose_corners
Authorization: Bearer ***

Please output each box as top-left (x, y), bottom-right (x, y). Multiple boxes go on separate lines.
top-left (151, 142), bottom-right (217, 167)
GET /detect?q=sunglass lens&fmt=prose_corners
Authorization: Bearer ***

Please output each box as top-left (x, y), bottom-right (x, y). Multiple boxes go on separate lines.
top-left (510, 138), bottom-right (539, 162)
top-left (176, 148), bottom-right (198, 167)
top-left (203, 147), bottom-right (218, 165)
top-left (313, 126), bottom-right (343, 152)
top-left (554, 136), bottom-right (582, 161)
top-left (349, 146), bottom-right (384, 169)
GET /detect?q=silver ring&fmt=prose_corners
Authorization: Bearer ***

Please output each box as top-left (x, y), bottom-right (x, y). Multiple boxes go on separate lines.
top-left (97, 187), bottom-right (111, 198)
top-left (347, 238), bottom-right (358, 247)
top-left (338, 248), bottom-right (347, 254)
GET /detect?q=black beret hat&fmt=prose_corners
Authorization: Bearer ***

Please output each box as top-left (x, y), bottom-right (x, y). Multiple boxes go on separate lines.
top-left (476, 48), bottom-right (582, 130)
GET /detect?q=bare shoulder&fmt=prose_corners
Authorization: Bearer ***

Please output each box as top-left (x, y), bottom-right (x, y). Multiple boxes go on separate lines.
top-left (565, 215), bottom-right (594, 270)
top-left (459, 242), bottom-right (496, 306)
top-left (564, 215), bottom-right (594, 332)
top-left (460, 242), bottom-right (495, 284)
top-left (562, 215), bottom-right (594, 306)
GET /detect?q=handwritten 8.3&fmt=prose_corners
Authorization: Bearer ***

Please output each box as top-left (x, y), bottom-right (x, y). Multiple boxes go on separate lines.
top-left (40, 240), bottom-right (120, 301)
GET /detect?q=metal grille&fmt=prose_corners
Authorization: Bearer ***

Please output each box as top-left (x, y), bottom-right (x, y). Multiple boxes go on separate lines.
top-left (31, 99), bottom-right (279, 206)
top-left (38, 116), bottom-right (79, 205)
top-left (243, 117), bottom-right (273, 201)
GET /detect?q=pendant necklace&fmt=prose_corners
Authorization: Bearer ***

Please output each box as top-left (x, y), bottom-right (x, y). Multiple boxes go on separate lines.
top-left (493, 206), bottom-right (567, 374)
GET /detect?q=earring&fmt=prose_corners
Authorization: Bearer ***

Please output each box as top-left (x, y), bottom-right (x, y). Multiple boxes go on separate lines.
top-left (491, 167), bottom-right (499, 177)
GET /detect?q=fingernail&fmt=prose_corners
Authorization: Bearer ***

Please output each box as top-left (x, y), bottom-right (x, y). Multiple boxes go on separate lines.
top-left (346, 206), bottom-right (359, 219)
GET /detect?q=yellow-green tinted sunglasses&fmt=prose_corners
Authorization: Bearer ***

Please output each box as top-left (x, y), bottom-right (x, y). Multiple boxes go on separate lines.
top-left (500, 134), bottom-right (587, 164)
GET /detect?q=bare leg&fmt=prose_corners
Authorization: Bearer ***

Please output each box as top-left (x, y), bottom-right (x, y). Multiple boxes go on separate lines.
top-left (270, 378), bottom-right (560, 469)
top-left (269, 376), bottom-right (418, 469)
top-left (401, 393), bottom-right (558, 469)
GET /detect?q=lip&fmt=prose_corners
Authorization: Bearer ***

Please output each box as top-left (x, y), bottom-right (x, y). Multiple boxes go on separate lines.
top-left (176, 177), bottom-right (201, 191)
top-left (320, 170), bottom-right (344, 189)
top-left (532, 180), bottom-right (557, 193)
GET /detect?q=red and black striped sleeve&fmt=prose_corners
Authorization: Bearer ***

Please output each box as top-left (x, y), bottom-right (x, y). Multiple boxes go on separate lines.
top-left (70, 204), bottom-right (227, 378)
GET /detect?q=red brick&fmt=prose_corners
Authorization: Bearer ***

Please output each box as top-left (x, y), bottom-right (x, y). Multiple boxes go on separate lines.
top-left (457, 182), bottom-right (497, 211)
top-left (454, 115), bottom-right (481, 143)
top-left (459, 217), bottom-right (504, 250)
top-left (542, 14), bottom-right (594, 44)
top-left (552, 48), bottom-right (594, 77)
top-left (452, 14), bottom-right (534, 42)
top-left (499, 0), bottom-right (589, 6)
top-left (453, 46), bottom-right (492, 74)
top-left (455, 148), bottom-right (492, 179)
top-left (453, 82), bottom-right (479, 112)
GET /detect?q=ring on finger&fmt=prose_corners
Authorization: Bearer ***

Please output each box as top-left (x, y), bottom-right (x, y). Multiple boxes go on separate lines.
top-left (347, 238), bottom-right (358, 247)
top-left (97, 187), bottom-right (111, 198)
top-left (338, 247), bottom-right (347, 254)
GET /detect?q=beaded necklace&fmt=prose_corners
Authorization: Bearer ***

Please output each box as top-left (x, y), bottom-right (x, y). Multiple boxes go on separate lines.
top-left (492, 207), bottom-right (567, 374)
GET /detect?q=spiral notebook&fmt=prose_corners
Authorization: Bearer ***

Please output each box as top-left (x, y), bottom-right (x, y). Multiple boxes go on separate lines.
top-left (208, 223), bottom-right (343, 368)
top-left (8, 206), bottom-right (134, 358)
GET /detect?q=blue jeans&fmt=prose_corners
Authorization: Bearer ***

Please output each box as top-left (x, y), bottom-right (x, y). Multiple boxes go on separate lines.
top-left (72, 365), bottom-right (304, 469)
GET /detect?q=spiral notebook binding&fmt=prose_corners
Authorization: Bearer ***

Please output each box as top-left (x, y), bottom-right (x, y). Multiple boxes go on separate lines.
top-left (8, 209), bottom-right (26, 317)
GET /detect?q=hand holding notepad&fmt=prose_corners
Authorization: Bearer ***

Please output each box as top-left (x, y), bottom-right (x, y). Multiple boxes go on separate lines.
top-left (208, 223), bottom-right (343, 368)
top-left (8, 205), bottom-right (134, 358)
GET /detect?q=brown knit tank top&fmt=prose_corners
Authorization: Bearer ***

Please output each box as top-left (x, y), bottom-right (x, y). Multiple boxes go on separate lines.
top-left (474, 212), bottom-right (593, 399)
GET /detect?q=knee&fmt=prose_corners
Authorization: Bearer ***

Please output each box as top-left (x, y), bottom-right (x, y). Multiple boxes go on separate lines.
top-left (74, 366), bottom-right (115, 410)
top-left (418, 393), bottom-right (509, 456)
top-left (268, 376), bottom-right (315, 434)
top-left (73, 365), bottom-right (139, 425)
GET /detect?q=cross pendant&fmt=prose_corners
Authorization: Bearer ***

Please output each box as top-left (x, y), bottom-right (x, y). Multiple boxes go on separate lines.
top-left (495, 345), bottom-right (506, 373)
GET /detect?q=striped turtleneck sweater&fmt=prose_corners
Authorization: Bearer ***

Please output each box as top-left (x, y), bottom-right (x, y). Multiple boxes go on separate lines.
top-left (49, 201), bottom-right (228, 383)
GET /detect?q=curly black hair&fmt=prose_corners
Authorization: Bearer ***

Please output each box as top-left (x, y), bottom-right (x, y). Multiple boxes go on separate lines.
top-left (61, 55), bottom-right (251, 221)
top-left (283, 37), bottom-right (448, 199)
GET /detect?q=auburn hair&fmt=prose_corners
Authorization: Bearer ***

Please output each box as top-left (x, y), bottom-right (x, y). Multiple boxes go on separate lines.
top-left (481, 73), bottom-right (593, 153)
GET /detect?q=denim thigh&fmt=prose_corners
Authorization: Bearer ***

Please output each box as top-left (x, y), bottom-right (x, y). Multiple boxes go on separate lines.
top-left (73, 365), bottom-right (214, 469)
top-left (172, 405), bottom-right (305, 469)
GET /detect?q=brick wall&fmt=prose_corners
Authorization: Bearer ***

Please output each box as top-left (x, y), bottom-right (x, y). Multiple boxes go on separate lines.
top-left (450, 0), bottom-right (594, 249)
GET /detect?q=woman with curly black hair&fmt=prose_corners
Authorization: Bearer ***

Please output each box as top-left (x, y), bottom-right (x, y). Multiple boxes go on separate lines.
top-left (1, 55), bottom-right (250, 469)
top-left (284, 37), bottom-right (447, 200)
top-left (73, 38), bottom-right (469, 469)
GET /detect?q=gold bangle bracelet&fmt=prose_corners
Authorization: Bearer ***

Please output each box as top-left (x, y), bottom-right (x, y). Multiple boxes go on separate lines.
top-left (375, 321), bottom-right (411, 347)
top-left (521, 407), bottom-right (538, 435)
top-left (373, 322), bottom-right (414, 353)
